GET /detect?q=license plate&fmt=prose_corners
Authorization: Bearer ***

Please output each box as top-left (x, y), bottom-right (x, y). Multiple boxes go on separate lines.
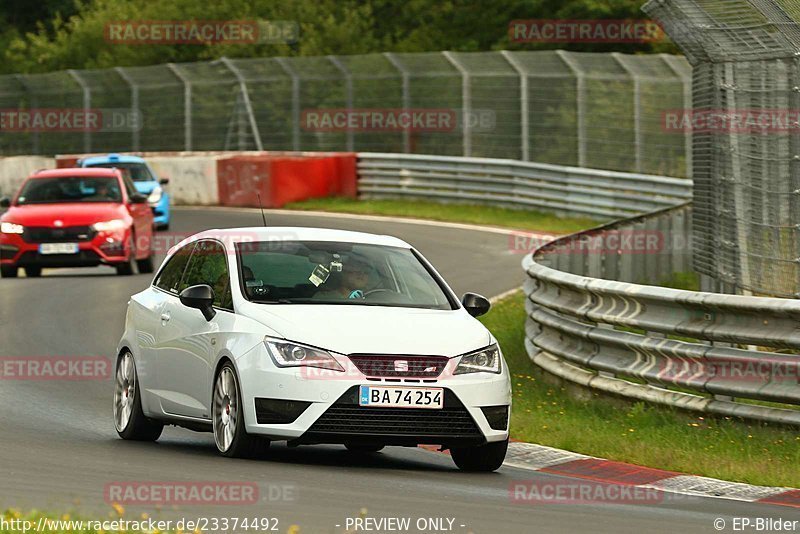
top-left (39, 243), bottom-right (79, 255)
top-left (359, 385), bottom-right (443, 409)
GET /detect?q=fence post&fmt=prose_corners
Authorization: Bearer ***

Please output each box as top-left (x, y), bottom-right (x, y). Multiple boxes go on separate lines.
top-left (612, 53), bottom-right (642, 173)
top-left (114, 67), bottom-right (140, 152)
top-left (791, 57), bottom-right (800, 294)
top-left (661, 54), bottom-right (693, 179)
top-left (442, 51), bottom-right (472, 157)
top-left (220, 57), bottom-right (264, 151)
top-left (166, 63), bottom-right (192, 152)
top-left (327, 56), bottom-right (354, 152)
top-left (556, 51), bottom-right (586, 167)
top-left (500, 51), bottom-right (529, 162)
top-left (14, 75), bottom-right (39, 154)
top-left (67, 70), bottom-right (91, 153)
top-left (275, 57), bottom-right (300, 151)
top-left (384, 52), bottom-right (411, 154)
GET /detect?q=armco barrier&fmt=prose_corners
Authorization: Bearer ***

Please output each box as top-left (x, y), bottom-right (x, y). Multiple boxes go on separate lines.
top-left (217, 153), bottom-right (356, 208)
top-left (6, 151), bottom-right (686, 218)
top-left (524, 203), bottom-right (800, 426)
top-left (357, 153), bottom-right (691, 219)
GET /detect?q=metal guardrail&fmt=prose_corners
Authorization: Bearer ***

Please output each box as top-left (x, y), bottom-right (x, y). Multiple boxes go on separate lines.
top-left (523, 204), bottom-right (800, 426)
top-left (356, 153), bottom-right (691, 219)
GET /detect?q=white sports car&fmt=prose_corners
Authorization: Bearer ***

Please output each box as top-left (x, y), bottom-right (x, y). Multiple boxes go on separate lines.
top-left (114, 227), bottom-right (511, 471)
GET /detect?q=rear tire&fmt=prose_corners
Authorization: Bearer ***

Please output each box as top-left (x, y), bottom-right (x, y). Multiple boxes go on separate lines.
top-left (213, 362), bottom-right (266, 459)
top-left (24, 266), bottom-right (41, 278)
top-left (450, 439), bottom-right (508, 472)
top-left (345, 443), bottom-right (385, 453)
top-left (1, 265), bottom-right (18, 278)
top-left (114, 351), bottom-right (163, 441)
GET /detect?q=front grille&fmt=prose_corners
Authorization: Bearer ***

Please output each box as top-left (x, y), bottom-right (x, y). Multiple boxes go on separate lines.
top-left (348, 354), bottom-right (449, 378)
top-left (23, 226), bottom-right (95, 243)
top-left (306, 386), bottom-right (482, 438)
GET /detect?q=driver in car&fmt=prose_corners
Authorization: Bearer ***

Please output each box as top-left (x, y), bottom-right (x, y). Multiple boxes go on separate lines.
top-left (314, 258), bottom-right (371, 300)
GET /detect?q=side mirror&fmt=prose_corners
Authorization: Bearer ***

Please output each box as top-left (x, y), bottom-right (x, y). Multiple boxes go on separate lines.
top-left (461, 292), bottom-right (491, 317)
top-left (0, 197), bottom-right (10, 208)
top-left (159, 177), bottom-right (170, 185)
top-left (130, 193), bottom-right (148, 204)
top-left (179, 284), bottom-right (216, 321)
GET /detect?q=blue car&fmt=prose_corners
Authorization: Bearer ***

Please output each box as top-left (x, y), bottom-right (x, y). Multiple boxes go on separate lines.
top-left (79, 154), bottom-right (171, 230)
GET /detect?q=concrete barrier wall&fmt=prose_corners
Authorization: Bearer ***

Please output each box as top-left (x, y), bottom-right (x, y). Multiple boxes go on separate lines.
top-left (0, 156), bottom-right (54, 198)
top-left (217, 153), bottom-right (356, 208)
top-left (147, 156), bottom-right (220, 205)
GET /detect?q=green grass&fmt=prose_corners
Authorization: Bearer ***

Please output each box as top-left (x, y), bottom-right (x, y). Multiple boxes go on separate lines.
top-left (283, 197), bottom-right (600, 234)
top-left (479, 291), bottom-right (800, 488)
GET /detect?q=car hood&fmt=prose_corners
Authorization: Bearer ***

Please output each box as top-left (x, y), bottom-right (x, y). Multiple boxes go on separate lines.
top-left (237, 302), bottom-right (493, 357)
top-left (1, 203), bottom-right (128, 226)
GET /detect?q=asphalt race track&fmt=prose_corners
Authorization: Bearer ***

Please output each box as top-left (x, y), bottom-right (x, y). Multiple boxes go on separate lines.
top-left (0, 207), bottom-right (795, 533)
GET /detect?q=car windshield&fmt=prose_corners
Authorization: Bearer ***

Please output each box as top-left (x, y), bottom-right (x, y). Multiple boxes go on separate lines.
top-left (85, 162), bottom-right (154, 182)
top-left (16, 176), bottom-right (122, 204)
top-left (236, 240), bottom-right (455, 310)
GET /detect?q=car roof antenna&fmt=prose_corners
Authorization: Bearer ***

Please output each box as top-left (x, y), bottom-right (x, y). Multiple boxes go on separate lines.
top-left (256, 192), bottom-right (268, 226)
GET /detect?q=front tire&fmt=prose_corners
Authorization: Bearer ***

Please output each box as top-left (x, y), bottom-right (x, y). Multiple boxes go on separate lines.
top-left (213, 362), bottom-right (265, 458)
top-left (115, 237), bottom-right (135, 276)
top-left (136, 254), bottom-right (155, 274)
top-left (114, 351), bottom-right (163, 441)
top-left (1, 265), bottom-right (18, 278)
top-left (24, 266), bottom-right (41, 277)
top-left (450, 439), bottom-right (508, 472)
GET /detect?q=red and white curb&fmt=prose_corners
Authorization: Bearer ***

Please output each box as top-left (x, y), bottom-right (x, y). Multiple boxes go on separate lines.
top-left (503, 442), bottom-right (800, 509)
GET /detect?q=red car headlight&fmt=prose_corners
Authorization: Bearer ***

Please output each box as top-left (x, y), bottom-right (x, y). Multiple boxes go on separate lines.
top-left (92, 219), bottom-right (127, 232)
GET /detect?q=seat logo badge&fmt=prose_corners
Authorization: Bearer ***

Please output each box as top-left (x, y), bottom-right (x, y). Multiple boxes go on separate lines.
top-left (54, 220), bottom-right (64, 227)
top-left (394, 360), bottom-right (409, 372)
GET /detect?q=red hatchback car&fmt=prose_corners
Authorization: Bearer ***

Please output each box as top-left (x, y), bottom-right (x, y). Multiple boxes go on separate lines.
top-left (0, 168), bottom-right (155, 278)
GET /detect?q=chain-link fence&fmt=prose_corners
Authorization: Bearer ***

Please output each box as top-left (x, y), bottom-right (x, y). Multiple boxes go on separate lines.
top-left (644, 0), bottom-right (800, 298)
top-left (0, 51), bottom-right (692, 178)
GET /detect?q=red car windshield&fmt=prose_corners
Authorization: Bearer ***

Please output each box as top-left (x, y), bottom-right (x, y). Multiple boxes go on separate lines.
top-left (16, 176), bottom-right (122, 204)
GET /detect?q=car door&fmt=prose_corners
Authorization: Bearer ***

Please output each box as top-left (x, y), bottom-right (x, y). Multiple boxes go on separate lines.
top-left (140, 243), bottom-right (194, 395)
top-left (156, 240), bottom-right (234, 419)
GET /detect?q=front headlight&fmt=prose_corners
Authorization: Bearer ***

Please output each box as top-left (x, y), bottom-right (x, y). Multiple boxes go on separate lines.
top-left (0, 222), bottom-right (24, 234)
top-left (147, 186), bottom-right (163, 205)
top-left (264, 338), bottom-right (344, 371)
top-left (92, 219), bottom-right (127, 232)
top-left (454, 344), bottom-right (502, 375)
